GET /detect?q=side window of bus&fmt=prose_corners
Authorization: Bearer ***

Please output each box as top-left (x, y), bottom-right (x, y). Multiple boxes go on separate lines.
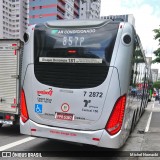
top-left (130, 37), bottom-right (145, 98)
top-left (130, 39), bottom-right (137, 86)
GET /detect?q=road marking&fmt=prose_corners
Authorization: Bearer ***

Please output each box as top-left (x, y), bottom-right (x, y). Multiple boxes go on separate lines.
top-left (0, 137), bottom-right (35, 151)
top-left (145, 101), bottom-right (155, 132)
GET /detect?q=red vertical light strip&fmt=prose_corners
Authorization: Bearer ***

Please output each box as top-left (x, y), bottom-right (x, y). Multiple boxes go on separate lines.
top-left (14, 98), bottom-right (16, 104)
top-left (11, 99), bottom-right (16, 108)
top-left (12, 44), bottom-right (17, 46)
top-left (14, 50), bottom-right (17, 55)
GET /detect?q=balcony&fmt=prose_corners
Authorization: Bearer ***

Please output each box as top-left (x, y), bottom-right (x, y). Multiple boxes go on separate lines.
top-left (74, 0), bottom-right (79, 9)
top-left (58, 0), bottom-right (66, 5)
top-left (74, 8), bottom-right (79, 16)
top-left (73, 15), bottom-right (79, 19)
top-left (57, 10), bottom-right (64, 19)
top-left (57, 2), bottom-right (65, 12)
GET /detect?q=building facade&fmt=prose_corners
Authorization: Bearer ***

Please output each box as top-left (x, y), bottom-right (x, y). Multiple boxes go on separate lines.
top-left (29, 0), bottom-right (101, 25)
top-left (79, 0), bottom-right (101, 19)
top-left (0, 0), bottom-right (29, 40)
top-left (152, 69), bottom-right (159, 82)
top-left (101, 14), bottom-right (135, 27)
top-left (29, 0), bottom-right (80, 25)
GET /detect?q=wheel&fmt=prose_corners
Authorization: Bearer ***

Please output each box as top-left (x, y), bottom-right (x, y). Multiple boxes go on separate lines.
top-left (0, 124), bottom-right (2, 128)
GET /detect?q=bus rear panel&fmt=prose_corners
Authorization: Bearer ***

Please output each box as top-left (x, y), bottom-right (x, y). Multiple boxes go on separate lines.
top-left (20, 20), bottom-right (149, 148)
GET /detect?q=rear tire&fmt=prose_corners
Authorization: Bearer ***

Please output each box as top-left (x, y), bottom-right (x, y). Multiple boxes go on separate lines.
top-left (0, 124), bottom-right (2, 128)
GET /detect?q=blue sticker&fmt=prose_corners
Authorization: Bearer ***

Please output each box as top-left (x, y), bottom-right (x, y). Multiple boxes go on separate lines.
top-left (35, 104), bottom-right (42, 114)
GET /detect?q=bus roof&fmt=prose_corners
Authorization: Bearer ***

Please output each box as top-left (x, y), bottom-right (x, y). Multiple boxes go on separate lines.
top-left (45, 19), bottom-right (113, 28)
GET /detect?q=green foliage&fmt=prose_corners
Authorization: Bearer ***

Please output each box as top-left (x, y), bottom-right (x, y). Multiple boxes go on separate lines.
top-left (152, 27), bottom-right (160, 63)
top-left (153, 81), bottom-right (160, 89)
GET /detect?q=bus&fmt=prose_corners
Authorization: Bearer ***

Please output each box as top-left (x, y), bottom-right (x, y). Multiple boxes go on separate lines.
top-left (20, 19), bottom-right (150, 148)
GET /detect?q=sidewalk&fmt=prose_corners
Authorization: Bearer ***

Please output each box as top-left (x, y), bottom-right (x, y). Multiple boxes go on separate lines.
top-left (140, 100), bottom-right (160, 151)
top-left (121, 98), bottom-right (160, 150)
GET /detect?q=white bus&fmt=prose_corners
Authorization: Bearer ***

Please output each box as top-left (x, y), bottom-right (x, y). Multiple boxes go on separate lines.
top-left (20, 19), bottom-right (150, 148)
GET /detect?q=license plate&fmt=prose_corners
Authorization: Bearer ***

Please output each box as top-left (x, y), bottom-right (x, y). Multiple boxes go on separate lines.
top-left (0, 120), bottom-right (13, 125)
top-left (55, 113), bottom-right (74, 121)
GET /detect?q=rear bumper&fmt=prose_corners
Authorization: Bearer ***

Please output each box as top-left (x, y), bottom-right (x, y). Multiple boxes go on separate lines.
top-left (20, 118), bottom-right (122, 148)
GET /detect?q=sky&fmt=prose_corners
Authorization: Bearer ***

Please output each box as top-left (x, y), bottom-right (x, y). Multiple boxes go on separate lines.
top-left (100, 0), bottom-right (160, 71)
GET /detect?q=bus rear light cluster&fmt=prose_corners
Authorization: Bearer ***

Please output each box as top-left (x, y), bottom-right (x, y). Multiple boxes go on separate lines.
top-left (105, 95), bottom-right (126, 135)
top-left (12, 44), bottom-right (17, 46)
top-left (20, 89), bottom-right (29, 123)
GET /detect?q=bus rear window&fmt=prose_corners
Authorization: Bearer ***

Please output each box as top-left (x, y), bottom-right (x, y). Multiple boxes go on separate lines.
top-left (34, 22), bottom-right (119, 89)
top-left (34, 23), bottom-right (119, 65)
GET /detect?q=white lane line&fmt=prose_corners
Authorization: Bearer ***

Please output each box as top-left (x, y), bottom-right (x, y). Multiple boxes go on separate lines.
top-left (145, 101), bottom-right (155, 132)
top-left (145, 112), bottom-right (152, 132)
top-left (0, 137), bottom-right (35, 151)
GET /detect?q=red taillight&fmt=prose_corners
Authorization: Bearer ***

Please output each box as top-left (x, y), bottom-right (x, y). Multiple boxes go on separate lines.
top-left (105, 95), bottom-right (126, 135)
top-left (5, 115), bottom-right (10, 120)
top-left (20, 89), bottom-right (29, 123)
top-left (12, 43), bottom-right (17, 46)
top-left (68, 50), bottom-right (76, 54)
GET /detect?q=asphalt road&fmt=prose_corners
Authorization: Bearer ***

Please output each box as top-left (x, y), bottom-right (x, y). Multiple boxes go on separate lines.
top-left (0, 100), bottom-right (160, 160)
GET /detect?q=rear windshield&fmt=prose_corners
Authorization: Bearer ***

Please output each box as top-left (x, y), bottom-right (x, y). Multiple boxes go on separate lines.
top-left (34, 22), bottom-right (119, 65)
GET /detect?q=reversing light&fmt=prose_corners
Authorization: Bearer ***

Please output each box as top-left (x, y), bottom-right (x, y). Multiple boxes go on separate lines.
top-left (105, 95), bottom-right (126, 135)
top-left (20, 89), bottom-right (29, 123)
top-left (10, 116), bottom-right (14, 120)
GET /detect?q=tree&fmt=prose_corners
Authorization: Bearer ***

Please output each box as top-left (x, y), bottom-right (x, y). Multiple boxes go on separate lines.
top-left (153, 81), bottom-right (160, 89)
top-left (152, 27), bottom-right (160, 63)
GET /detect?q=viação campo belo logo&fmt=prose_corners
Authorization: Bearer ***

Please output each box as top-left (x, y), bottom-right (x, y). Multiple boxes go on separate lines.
top-left (37, 88), bottom-right (53, 96)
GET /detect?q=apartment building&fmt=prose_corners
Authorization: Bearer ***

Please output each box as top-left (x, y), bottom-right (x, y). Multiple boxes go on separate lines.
top-left (0, 0), bottom-right (29, 40)
top-left (79, 0), bottom-right (101, 19)
top-left (29, 0), bottom-right (101, 25)
top-left (152, 69), bottom-right (159, 82)
top-left (29, 0), bottom-right (80, 25)
top-left (101, 14), bottom-right (135, 27)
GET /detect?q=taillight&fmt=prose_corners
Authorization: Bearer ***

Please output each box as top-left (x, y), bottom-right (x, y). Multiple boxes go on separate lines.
top-left (20, 89), bottom-right (29, 123)
top-left (105, 95), bottom-right (126, 135)
top-left (5, 115), bottom-right (10, 120)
